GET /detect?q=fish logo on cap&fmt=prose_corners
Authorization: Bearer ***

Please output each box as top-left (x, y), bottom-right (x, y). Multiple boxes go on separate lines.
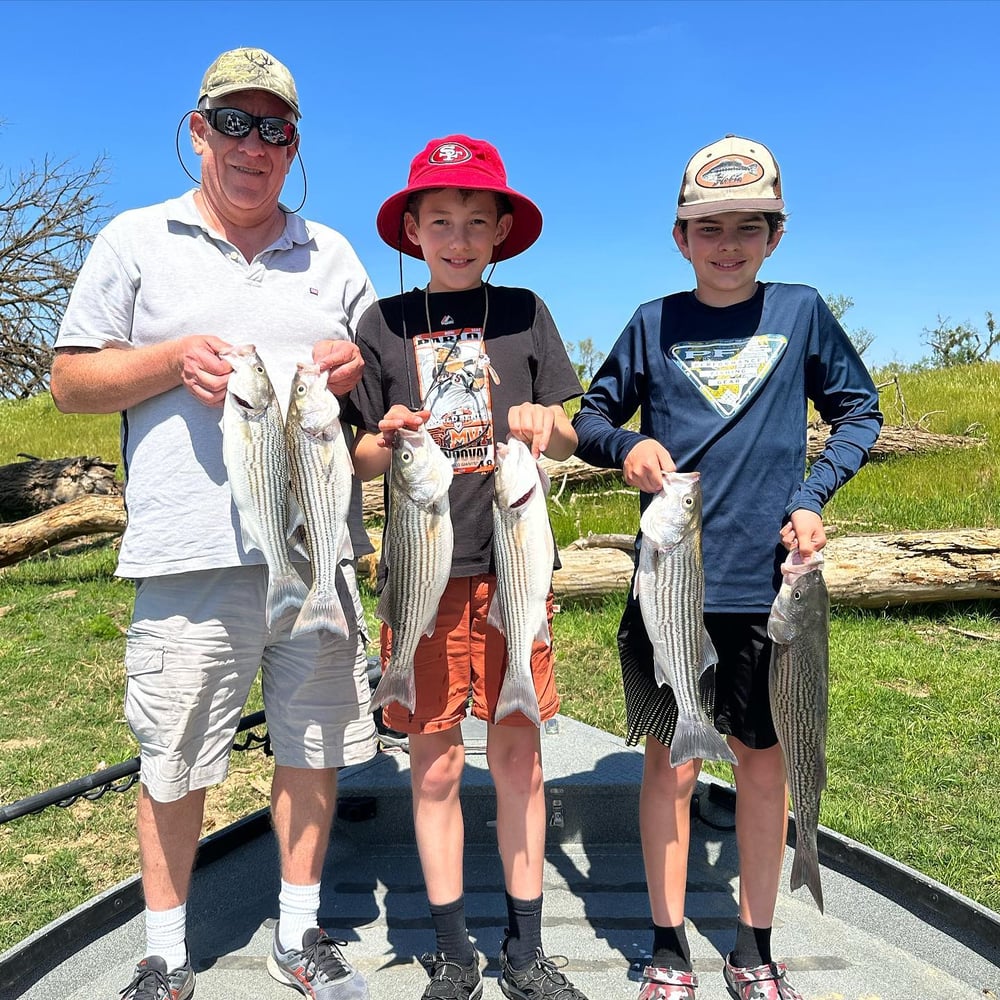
top-left (696, 155), bottom-right (764, 190)
top-left (429, 142), bottom-right (472, 165)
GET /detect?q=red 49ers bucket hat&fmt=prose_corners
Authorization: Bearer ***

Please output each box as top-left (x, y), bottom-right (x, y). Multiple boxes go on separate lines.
top-left (376, 134), bottom-right (543, 262)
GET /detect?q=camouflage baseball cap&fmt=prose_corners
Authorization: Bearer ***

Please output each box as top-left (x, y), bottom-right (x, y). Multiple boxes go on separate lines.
top-left (199, 47), bottom-right (300, 118)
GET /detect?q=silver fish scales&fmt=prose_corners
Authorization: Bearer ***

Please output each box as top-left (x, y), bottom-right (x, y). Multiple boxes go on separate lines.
top-left (635, 471), bottom-right (737, 768)
top-left (370, 424), bottom-right (454, 715)
top-left (285, 363), bottom-right (354, 639)
top-left (768, 549), bottom-right (830, 913)
top-left (220, 344), bottom-right (308, 630)
top-left (488, 437), bottom-right (552, 726)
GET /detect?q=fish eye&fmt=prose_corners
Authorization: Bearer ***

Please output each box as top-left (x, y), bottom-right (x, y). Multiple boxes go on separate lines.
top-left (792, 588), bottom-right (802, 600)
top-left (683, 496), bottom-right (694, 507)
top-left (254, 364), bottom-right (266, 376)
top-left (295, 383), bottom-right (307, 396)
top-left (399, 449), bottom-right (413, 464)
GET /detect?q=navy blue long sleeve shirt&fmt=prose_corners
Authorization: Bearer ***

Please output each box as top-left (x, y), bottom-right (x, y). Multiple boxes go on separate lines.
top-left (573, 282), bottom-right (883, 613)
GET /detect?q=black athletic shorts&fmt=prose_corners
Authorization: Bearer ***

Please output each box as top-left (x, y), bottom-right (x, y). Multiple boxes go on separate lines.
top-left (617, 595), bottom-right (777, 751)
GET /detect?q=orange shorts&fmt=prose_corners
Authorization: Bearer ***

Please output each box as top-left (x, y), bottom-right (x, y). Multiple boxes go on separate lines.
top-left (380, 574), bottom-right (561, 735)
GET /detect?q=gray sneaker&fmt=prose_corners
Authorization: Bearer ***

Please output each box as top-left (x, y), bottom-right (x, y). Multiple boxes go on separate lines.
top-left (267, 926), bottom-right (369, 999)
top-left (119, 954), bottom-right (194, 1000)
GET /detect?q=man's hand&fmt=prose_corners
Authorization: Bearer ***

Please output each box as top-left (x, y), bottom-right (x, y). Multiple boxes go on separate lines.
top-left (314, 339), bottom-right (364, 396)
top-left (179, 335), bottom-right (235, 406)
top-left (623, 438), bottom-right (676, 494)
top-left (507, 402), bottom-right (556, 459)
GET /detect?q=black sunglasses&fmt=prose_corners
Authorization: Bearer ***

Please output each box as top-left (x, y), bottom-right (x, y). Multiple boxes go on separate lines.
top-left (198, 107), bottom-right (298, 147)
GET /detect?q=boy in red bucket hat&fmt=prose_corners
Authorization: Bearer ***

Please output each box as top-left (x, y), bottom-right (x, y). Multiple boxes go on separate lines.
top-left (349, 136), bottom-right (588, 1000)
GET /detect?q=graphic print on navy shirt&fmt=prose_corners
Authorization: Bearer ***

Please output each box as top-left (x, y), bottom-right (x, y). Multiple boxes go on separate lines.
top-left (412, 325), bottom-right (496, 474)
top-left (669, 334), bottom-right (788, 418)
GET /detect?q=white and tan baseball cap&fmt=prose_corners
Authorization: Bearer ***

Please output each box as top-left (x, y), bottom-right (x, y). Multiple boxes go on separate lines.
top-left (676, 135), bottom-right (784, 219)
top-left (199, 47), bottom-right (300, 118)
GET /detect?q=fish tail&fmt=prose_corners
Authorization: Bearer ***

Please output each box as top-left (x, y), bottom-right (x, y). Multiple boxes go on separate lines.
top-left (291, 588), bottom-right (350, 639)
top-left (790, 836), bottom-right (825, 913)
top-left (265, 570), bottom-right (309, 629)
top-left (669, 718), bottom-right (739, 768)
top-left (494, 668), bottom-right (542, 727)
top-left (369, 661), bottom-right (416, 714)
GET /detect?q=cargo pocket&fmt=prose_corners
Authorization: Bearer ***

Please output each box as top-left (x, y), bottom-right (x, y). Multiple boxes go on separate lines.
top-left (123, 633), bottom-right (174, 749)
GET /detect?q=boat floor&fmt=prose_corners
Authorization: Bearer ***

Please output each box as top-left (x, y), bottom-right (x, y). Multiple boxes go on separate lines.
top-left (2, 715), bottom-right (997, 1000)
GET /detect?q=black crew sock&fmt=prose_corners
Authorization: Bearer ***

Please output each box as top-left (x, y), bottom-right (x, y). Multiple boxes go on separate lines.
top-left (429, 897), bottom-right (475, 964)
top-left (651, 921), bottom-right (692, 972)
top-left (503, 892), bottom-right (543, 969)
top-left (730, 918), bottom-right (772, 968)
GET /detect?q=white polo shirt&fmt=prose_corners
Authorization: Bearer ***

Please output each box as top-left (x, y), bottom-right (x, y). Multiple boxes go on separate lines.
top-left (56, 191), bottom-right (376, 578)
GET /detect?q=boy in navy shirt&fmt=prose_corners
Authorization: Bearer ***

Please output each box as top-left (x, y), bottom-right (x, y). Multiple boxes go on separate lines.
top-left (573, 135), bottom-right (882, 1000)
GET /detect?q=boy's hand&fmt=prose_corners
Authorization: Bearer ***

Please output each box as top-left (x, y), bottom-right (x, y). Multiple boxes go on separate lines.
top-left (781, 509), bottom-right (827, 558)
top-left (508, 402), bottom-right (555, 459)
top-left (377, 405), bottom-right (429, 448)
top-left (313, 339), bottom-right (364, 396)
top-left (623, 438), bottom-right (676, 493)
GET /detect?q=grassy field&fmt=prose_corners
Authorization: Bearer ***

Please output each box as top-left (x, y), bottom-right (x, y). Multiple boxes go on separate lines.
top-left (1, 363), bottom-right (998, 953)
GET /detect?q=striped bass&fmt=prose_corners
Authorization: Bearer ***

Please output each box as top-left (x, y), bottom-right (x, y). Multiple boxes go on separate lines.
top-left (285, 364), bottom-right (353, 639)
top-left (768, 549), bottom-right (829, 913)
top-left (220, 345), bottom-right (308, 630)
top-left (488, 437), bottom-right (551, 726)
top-left (635, 472), bottom-right (737, 768)
top-left (370, 425), bottom-right (454, 714)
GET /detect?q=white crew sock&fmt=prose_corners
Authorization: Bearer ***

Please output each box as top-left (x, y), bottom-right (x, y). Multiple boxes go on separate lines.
top-left (145, 903), bottom-right (188, 971)
top-left (278, 879), bottom-right (321, 953)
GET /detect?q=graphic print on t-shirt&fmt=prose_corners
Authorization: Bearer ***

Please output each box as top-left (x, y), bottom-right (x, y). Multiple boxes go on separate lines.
top-left (412, 327), bottom-right (495, 474)
top-left (669, 334), bottom-right (787, 418)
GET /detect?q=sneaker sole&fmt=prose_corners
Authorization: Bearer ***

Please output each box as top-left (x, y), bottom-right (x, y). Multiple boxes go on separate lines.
top-left (266, 954), bottom-right (308, 993)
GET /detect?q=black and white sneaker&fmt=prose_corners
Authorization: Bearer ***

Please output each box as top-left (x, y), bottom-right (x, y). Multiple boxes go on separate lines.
top-left (419, 950), bottom-right (483, 1000)
top-left (119, 954), bottom-right (194, 1000)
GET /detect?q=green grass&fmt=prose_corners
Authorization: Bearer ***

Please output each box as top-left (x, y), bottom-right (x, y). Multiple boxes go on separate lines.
top-left (1, 364), bottom-right (999, 951)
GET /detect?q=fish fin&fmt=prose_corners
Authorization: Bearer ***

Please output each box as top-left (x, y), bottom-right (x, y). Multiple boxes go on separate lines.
top-left (486, 590), bottom-right (506, 635)
top-left (291, 588), bottom-right (351, 639)
top-left (790, 837), bottom-right (825, 913)
top-left (669, 718), bottom-right (738, 768)
top-left (534, 616), bottom-right (551, 646)
top-left (265, 570), bottom-right (309, 629)
top-left (700, 628), bottom-right (719, 673)
top-left (369, 661), bottom-right (416, 714)
top-left (286, 492), bottom-right (305, 538)
top-left (494, 668), bottom-right (542, 727)
top-left (375, 587), bottom-right (393, 625)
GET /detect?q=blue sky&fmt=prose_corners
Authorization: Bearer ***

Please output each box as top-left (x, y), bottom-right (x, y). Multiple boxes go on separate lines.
top-left (4, 0), bottom-right (997, 369)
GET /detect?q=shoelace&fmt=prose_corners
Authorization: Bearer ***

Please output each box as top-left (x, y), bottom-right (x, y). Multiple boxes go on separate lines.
top-left (516, 952), bottom-right (585, 999)
top-left (120, 966), bottom-right (170, 1000)
top-left (298, 933), bottom-right (350, 983)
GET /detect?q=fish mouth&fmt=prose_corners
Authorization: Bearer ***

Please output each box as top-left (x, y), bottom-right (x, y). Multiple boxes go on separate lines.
top-left (510, 485), bottom-right (535, 510)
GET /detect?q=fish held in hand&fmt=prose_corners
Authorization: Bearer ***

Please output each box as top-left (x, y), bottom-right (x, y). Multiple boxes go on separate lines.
top-left (488, 436), bottom-right (552, 726)
top-left (634, 471), bottom-right (736, 768)
top-left (370, 424), bottom-right (454, 714)
top-left (220, 345), bottom-right (307, 630)
top-left (768, 548), bottom-right (830, 913)
top-left (286, 364), bottom-right (354, 639)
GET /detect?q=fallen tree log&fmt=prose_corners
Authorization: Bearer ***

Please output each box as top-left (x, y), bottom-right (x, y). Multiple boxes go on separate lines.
top-left (0, 494), bottom-right (127, 568)
top-left (359, 527), bottom-right (1000, 607)
top-left (0, 455), bottom-right (120, 521)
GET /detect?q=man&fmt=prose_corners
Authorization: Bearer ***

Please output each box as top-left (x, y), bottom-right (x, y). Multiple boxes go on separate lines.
top-left (51, 47), bottom-right (376, 1000)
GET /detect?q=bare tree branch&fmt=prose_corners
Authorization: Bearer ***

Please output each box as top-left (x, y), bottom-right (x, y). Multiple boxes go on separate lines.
top-left (0, 143), bottom-right (110, 399)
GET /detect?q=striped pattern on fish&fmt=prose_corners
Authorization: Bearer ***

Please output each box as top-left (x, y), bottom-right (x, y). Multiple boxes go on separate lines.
top-left (220, 344), bottom-right (307, 630)
top-left (286, 364), bottom-right (354, 639)
top-left (634, 471), bottom-right (737, 768)
top-left (488, 437), bottom-right (551, 726)
top-left (370, 425), bottom-right (454, 715)
top-left (768, 549), bottom-right (829, 912)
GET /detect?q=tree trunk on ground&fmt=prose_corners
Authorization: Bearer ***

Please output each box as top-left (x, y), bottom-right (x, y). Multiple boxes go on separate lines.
top-left (0, 456), bottom-right (120, 521)
top-left (357, 528), bottom-right (1000, 607)
top-left (0, 494), bottom-right (126, 568)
